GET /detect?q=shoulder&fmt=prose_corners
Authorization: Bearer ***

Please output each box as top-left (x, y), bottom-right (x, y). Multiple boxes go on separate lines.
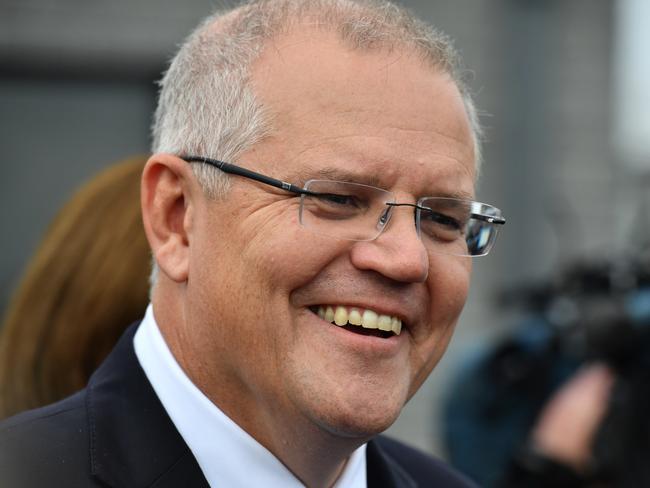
top-left (372, 435), bottom-right (479, 488)
top-left (0, 390), bottom-right (98, 487)
top-left (0, 389), bottom-right (86, 435)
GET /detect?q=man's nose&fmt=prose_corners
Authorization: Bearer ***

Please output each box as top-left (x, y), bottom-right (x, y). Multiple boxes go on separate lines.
top-left (349, 208), bottom-right (429, 283)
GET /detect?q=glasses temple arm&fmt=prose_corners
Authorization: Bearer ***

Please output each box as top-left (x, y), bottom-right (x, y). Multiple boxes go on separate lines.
top-left (471, 213), bottom-right (506, 225)
top-left (183, 156), bottom-right (317, 196)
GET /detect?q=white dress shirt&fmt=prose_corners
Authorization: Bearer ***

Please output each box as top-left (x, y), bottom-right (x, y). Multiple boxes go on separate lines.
top-left (134, 304), bottom-right (367, 488)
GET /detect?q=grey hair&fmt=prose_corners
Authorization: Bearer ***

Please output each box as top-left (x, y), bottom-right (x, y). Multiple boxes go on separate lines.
top-left (152, 0), bottom-right (483, 192)
top-left (149, 0), bottom-right (483, 285)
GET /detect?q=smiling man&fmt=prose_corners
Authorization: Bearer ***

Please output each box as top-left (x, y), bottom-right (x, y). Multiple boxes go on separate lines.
top-left (0, 1), bottom-right (504, 487)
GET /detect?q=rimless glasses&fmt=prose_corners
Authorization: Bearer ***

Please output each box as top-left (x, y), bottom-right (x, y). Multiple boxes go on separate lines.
top-left (184, 155), bottom-right (505, 257)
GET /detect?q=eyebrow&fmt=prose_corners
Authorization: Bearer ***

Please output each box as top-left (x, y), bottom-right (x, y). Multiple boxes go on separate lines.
top-left (432, 188), bottom-right (476, 201)
top-left (286, 165), bottom-right (474, 201)
top-left (280, 165), bottom-right (381, 188)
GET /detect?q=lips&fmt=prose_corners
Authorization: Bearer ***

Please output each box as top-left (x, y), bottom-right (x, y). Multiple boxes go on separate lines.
top-left (312, 305), bottom-right (403, 336)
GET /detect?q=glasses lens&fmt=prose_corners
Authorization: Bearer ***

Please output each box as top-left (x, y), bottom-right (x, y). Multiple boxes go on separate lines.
top-left (418, 198), bottom-right (502, 256)
top-left (300, 180), bottom-right (394, 241)
top-left (299, 182), bottom-right (502, 257)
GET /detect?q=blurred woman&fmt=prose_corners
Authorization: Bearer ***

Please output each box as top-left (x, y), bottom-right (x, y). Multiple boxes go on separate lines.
top-left (0, 156), bottom-right (150, 419)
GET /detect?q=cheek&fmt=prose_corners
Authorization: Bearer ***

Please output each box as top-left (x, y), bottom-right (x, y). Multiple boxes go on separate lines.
top-left (241, 223), bottom-right (349, 294)
top-left (430, 255), bottom-right (472, 322)
top-left (408, 257), bottom-right (471, 392)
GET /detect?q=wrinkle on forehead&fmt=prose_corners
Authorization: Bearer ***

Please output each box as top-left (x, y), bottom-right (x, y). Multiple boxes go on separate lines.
top-left (283, 127), bottom-right (475, 186)
top-left (271, 114), bottom-right (474, 168)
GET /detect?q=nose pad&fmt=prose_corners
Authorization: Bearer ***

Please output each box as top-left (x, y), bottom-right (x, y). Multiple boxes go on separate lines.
top-left (360, 203), bottom-right (429, 283)
top-left (376, 205), bottom-right (393, 233)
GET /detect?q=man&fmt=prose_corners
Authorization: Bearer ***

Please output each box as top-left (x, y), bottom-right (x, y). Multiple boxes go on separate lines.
top-left (0, 0), bottom-right (505, 486)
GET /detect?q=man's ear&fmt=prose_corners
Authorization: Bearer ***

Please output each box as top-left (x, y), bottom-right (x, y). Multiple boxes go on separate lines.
top-left (141, 153), bottom-right (197, 283)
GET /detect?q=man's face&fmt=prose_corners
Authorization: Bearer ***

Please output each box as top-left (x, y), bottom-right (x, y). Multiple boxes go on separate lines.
top-left (185, 29), bottom-right (475, 444)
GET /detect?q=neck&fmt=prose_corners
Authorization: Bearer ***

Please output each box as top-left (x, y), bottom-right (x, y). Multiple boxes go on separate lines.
top-left (189, 359), bottom-right (365, 488)
top-left (255, 412), bottom-right (364, 488)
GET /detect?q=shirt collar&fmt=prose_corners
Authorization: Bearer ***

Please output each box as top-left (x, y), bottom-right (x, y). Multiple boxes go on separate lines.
top-left (133, 304), bottom-right (367, 488)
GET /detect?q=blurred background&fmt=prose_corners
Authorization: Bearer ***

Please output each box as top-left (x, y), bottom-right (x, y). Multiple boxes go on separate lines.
top-left (1, 0), bottom-right (649, 479)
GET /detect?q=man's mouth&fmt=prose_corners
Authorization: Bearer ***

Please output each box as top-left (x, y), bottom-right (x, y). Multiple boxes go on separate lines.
top-left (310, 305), bottom-right (403, 338)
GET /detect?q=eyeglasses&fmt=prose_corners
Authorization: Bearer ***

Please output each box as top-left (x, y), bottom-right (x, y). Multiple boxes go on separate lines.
top-left (183, 155), bottom-right (505, 257)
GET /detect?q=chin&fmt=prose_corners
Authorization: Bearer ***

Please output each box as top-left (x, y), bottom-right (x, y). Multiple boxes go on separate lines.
top-left (283, 345), bottom-right (412, 440)
top-left (309, 390), bottom-right (407, 440)
top-left (325, 414), bottom-right (400, 440)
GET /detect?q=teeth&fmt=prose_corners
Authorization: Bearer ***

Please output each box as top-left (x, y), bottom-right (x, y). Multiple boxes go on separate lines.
top-left (324, 306), bottom-right (335, 322)
top-left (392, 317), bottom-right (402, 335)
top-left (377, 315), bottom-right (392, 331)
top-left (348, 308), bottom-right (362, 325)
top-left (362, 310), bottom-right (378, 329)
top-left (334, 306), bottom-right (348, 326)
top-left (316, 305), bottom-right (402, 336)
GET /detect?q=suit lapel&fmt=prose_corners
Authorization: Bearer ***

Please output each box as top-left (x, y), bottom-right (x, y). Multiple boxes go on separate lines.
top-left (86, 324), bottom-right (209, 488)
top-left (366, 438), bottom-right (418, 488)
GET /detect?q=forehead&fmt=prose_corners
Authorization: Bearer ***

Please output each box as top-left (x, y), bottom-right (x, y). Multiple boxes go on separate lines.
top-left (248, 27), bottom-right (476, 197)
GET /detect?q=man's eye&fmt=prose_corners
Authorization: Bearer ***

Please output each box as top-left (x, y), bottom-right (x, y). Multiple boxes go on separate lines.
top-left (319, 193), bottom-right (362, 208)
top-left (422, 211), bottom-right (463, 230)
top-left (303, 192), bottom-right (369, 221)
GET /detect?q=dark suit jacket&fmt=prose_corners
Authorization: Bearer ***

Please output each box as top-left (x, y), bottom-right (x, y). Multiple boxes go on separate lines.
top-left (0, 324), bottom-right (477, 487)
